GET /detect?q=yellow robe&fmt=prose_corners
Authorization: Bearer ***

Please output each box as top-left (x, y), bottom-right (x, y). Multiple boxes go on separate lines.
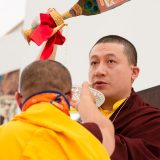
top-left (0, 102), bottom-right (110, 160)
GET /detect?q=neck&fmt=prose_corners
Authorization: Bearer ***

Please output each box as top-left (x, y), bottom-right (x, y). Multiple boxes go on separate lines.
top-left (101, 92), bottom-right (131, 110)
top-left (101, 99), bottom-right (116, 111)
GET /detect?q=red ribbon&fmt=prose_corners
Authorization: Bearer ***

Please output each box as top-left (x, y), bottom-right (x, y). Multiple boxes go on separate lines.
top-left (30, 13), bottom-right (65, 60)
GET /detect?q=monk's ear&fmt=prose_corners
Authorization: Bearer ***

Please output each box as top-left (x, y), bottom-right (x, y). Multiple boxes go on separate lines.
top-left (65, 91), bottom-right (72, 102)
top-left (15, 91), bottom-right (22, 108)
top-left (131, 66), bottom-right (140, 82)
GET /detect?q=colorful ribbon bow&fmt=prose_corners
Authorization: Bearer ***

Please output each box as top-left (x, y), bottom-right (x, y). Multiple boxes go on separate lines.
top-left (29, 12), bottom-right (65, 60)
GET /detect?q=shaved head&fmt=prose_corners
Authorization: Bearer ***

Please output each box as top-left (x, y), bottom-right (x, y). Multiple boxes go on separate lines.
top-left (20, 60), bottom-right (72, 99)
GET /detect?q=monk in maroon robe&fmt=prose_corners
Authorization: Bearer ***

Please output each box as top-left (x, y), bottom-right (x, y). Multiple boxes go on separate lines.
top-left (78, 35), bottom-right (160, 160)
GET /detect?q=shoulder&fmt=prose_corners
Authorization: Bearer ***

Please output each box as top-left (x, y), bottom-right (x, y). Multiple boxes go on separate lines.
top-left (112, 90), bottom-right (160, 132)
top-left (125, 89), bottom-right (160, 113)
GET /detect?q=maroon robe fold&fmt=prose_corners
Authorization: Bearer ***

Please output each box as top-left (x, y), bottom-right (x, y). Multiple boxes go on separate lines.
top-left (81, 122), bottom-right (103, 143)
top-left (110, 89), bottom-right (160, 160)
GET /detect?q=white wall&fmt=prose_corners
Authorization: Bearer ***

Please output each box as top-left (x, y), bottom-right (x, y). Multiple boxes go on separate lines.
top-left (1, 0), bottom-right (160, 91)
top-left (0, 0), bottom-right (26, 37)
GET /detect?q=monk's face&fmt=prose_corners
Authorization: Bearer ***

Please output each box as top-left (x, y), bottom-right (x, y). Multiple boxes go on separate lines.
top-left (89, 42), bottom-right (139, 101)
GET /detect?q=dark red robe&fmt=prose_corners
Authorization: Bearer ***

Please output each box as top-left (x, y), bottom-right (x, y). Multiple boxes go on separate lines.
top-left (110, 89), bottom-right (160, 160)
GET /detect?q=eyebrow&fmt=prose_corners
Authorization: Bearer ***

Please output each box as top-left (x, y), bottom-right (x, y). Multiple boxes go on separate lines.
top-left (90, 53), bottom-right (117, 59)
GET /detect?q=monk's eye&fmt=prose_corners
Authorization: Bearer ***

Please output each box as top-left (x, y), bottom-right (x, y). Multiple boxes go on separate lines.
top-left (90, 61), bottom-right (98, 66)
top-left (107, 59), bottom-right (116, 64)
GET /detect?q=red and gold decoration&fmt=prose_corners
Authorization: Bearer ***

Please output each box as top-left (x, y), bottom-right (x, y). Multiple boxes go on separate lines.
top-left (22, 0), bottom-right (130, 60)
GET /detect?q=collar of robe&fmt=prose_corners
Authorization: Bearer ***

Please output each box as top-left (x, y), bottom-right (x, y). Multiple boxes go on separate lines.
top-left (21, 90), bottom-right (70, 116)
